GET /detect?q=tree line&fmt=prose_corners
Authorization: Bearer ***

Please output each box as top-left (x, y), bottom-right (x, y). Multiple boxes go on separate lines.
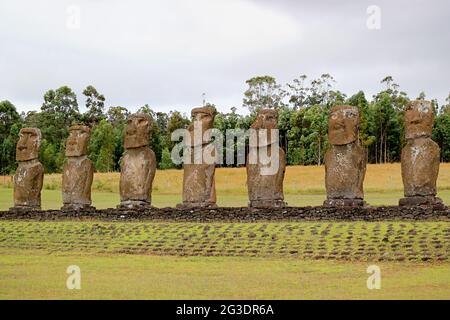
top-left (1, 75), bottom-right (449, 174)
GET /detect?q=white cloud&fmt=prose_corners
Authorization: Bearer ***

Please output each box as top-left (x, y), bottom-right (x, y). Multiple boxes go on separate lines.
top-left (0, 0), bottom-right (448, 114)
top-left (0, 0), bottom-right (301, 113)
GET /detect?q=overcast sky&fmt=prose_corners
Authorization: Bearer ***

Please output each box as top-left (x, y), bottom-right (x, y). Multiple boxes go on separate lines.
top-left (0, 0), bottom-right (449, 115)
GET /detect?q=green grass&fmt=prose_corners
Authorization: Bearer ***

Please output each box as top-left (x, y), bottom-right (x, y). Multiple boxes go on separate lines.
top-left (1, 188), bottom-right (449, 210)
top-left (1, 221), bottom-right (448, 262)
top-left (1, 163), bottom-right (449, 300)
top-left (0, 249), bottom-right (449, 299)
top-left (1, 220), bottom-right (448, 299)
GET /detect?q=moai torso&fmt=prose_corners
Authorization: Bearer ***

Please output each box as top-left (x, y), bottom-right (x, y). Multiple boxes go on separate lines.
top-left (182, 143), bottom-right (216, 205)
top-left (14, 160), bottom-right (44, 208)
top-left (247, 147), bottom-right (286, 205)
top-left (246, 109), bottom-right (286, 208)
top-left (179, 106), bottom-right (217, 208)
top-left (400, 100), bottom-right (442, 208)
top-left (120, 147), bottom-right (156, 202)
top-left (62, 156), bottom-right (94, 207)
top-left (401, 138), bottom-right (440, 197)
top-left (62, 125), bottom-right (94, 209)
top-left (324, 106), bottom-right (366, 206)
top-left (12, 128), bottom-right (43, 210)
top-left (118, 113), bottom-right (157, 208)
top-left (324, 143), bottom-right (366, 199)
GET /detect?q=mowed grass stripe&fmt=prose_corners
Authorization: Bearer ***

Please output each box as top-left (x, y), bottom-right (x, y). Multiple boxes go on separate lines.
top-left (0, 221), bottom-right (448, 262)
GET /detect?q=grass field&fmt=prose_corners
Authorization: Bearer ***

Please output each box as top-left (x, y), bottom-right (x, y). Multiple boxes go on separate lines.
top-left (1, 163), bottom-right (449, 209)
top-left (1, 164), bottom-right (449, 300)
top-left (0, 220), bottom-right (448, 299)
top-left (1, 250), bottom-right (449, 299)
top-left (0, 221), bottom-right (447, 261)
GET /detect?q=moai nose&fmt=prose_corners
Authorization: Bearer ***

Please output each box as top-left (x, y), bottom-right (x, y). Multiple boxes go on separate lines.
top-left (411, 113), bottom-right (422, 124)
top-left (18, 135), bottom-right (29, 149)
top-left (127, 124), bottom-right (137, 135)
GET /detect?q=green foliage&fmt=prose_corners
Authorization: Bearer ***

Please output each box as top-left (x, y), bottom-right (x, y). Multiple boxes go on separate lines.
top-left (347, 91), bottom-right (374, 148)
top-left (167, 111), bottom-right (189, 150)
top-left (39, 140), bottom-right (58, 173)
top-left (0, 100), bottom-right (20, 137)
top-left (34, 86), bottom-right (81, 172)
top-left (243, 75), bottom-right (286, 112)
top-left (214, 107), bottom-right (253, 167)
top-left (159, 147), bottom-right (175, 169)
top-left (107, 106), bottom-right (129, 171)
top-left (0, 101), bottom-right (21, 174)
top-left (433, 110), bottom-right (450, 162)
top-left (138, 104), bottom-right (165, 163)
top-left (90, 120), bottom-right (115, 172)
top-left (40, 86), bottom-right (80, 146)
top-left (81, 85), bottom-right (106, 126)
top-left (2, 78), bottom-right (450, 174)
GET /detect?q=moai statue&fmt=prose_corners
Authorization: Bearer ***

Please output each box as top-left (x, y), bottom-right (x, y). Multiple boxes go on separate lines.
top-left (11, 128), bottom-right (44, 211)
top-left (118, 113), bottom-right (156, 209)
top-left (61, 125), bottom-right (94, 211)
top-left (323, 105), bottom-right (367, 207)
top-left (247, 109), bottom-right (286, 208)
top-left (177, 106), bottom-right (217, 208)
top-left (399, 100), bottom-right (444, 208)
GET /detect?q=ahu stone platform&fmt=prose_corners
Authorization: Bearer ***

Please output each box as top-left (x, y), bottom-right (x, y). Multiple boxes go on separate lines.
top-left (1, 206), bottom-right (448, 222)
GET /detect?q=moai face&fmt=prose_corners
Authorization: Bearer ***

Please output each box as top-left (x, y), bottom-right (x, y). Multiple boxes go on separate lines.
top-left (250, 109), bottom-right (278, 147)
top-left (404, 100), bottom-right (434, 140)
top-left (66, 125), bottom-right (90, 157)
top-left (250, 109), bottom-right (278, 130)
top-left (124, 113), bottom-right (152, 149)
top-left (188, 107), bottom-right (215, 145)
top-left (16, 128), bottom-right (41, 161)
top-left (328, 105), bottom-right (359, 145)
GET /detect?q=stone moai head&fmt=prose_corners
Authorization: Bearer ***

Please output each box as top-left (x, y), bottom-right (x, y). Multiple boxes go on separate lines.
top-left (328, 105), bottom-right (359, 145)
top-left (66, 125), bottom-right (90, 157)
top-left (16, 128), bottom-right (41, 161)
top-left (250, 109), bottom-right (278, 147)
top-left (188, 106), bottom-right (216, 146)
top-left (251, 109), bottom-right (278, 130)
top-left (404, 100), bottom-right (434, 140)
top-left (124, 113), bottom-right (152, 149)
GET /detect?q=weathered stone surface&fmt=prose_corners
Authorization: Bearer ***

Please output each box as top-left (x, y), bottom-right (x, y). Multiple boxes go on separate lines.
top-left (328, 105), bottom-right (359, 145)
top-left (247, 109), bottom-right (286, 208)
top-left (62, 157), bottom-right (94, 210)
top-left (401, 138), bottom-right (440, 197)
top-left (178, 107), bottom-right (217, 208)
top-left (404, 100), bottom-right (435, 140)
top-left (62, 125), bottom-right (94, 210)
top-left (324, 106), bottom-right (367, 207)
top-left (398, 195), bottom-right (444, 208)
top-left (12, 128), bottom-right (43, 210)
top-left (186, 106), bottom-right (216, 146)
top-left (400, 100), bottom-right (442, 208)
top-left (181, 161), bottom-right (216, 207)
top-left (1, 205), bottom-right (448, 222)
top-left (119, 113), bottom-right (156, 209)
top-left (323, 198), bottom-right (366, 207)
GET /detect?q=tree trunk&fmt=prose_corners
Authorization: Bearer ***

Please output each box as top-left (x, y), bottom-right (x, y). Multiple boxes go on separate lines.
top-left (375, 138), bottom-right (378, 164)
top-left (379, 130), bottom-right (383, 164)
top-left (318, 135), bottom-right (321, 166)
